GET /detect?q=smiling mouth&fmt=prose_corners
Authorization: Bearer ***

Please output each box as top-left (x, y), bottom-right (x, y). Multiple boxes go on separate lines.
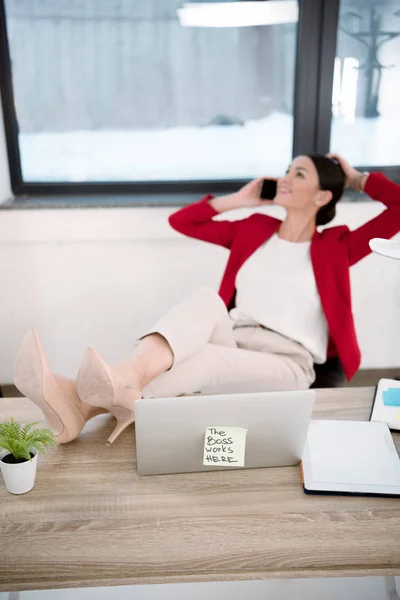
top-left (277, 188), bottom-right (291, 195)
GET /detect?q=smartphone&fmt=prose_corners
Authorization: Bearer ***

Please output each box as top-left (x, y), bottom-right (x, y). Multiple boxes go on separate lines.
top-left (260, 178), bottom-right (277, 200)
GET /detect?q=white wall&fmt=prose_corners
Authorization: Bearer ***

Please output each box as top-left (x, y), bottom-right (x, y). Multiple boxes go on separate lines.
top-left (0, 576), bottom-right (398, 600)
top-left (0, 201), bottom-right (399, 383)
top-left (0, 97), bottom-right (12, 204)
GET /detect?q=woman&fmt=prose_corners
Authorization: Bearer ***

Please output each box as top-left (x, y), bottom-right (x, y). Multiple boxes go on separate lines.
top-left (14, 154), bottom-right (400, 445)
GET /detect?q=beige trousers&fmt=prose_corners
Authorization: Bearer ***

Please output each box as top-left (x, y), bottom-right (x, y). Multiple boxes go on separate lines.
top-left (142, 287), bottom-right (315, 398)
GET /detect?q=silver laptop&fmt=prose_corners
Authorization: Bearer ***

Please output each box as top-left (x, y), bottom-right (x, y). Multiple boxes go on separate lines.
top-left (134, 390), bottom-right (315, 475)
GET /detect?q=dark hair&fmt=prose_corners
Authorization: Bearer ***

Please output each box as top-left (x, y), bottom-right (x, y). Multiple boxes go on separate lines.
top-left (307, 153), bottom-right (345, 226)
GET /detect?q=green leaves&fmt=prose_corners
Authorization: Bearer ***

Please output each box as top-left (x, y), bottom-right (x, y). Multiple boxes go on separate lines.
top-left (0, 417), bottom-right (57, 462)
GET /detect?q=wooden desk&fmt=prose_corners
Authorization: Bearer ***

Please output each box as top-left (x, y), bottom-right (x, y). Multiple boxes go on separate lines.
top-left (0, 388), bottom-right (399, 592)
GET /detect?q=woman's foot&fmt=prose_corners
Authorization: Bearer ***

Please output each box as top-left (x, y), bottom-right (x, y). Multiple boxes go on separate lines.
top-left (13, 329), bottom-right (106, 444)
top-left (76, 347), bottom-right (142, 446)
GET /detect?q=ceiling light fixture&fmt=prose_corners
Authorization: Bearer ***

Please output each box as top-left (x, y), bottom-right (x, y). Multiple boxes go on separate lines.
top-left (177, 1), bottom-right (298, 28)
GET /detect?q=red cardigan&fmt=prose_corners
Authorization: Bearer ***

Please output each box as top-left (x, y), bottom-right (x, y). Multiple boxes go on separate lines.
top-left (169, 173), bottom-right (400, 380)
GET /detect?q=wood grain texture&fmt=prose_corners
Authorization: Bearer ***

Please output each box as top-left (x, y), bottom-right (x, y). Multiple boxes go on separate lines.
top-left (1, 388), bottom-right (399, 591)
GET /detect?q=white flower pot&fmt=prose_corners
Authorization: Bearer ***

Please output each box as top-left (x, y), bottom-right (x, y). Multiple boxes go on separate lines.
top-left (0, 449), bottom-right (38, 494)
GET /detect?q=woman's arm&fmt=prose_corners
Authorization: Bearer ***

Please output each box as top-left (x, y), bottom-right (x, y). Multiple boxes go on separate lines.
top-left (169, 178), bottom-right (271, 249)
top-left (327, 154), bottom-right (400, 265)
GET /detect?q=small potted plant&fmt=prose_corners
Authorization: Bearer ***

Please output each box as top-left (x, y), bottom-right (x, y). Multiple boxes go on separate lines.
top-left (0, 418), bottom-right (57, 494)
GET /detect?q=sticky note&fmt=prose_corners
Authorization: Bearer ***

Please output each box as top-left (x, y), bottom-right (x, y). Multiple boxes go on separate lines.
top-left (203, 426), bottom-right (247, 467)
top-left (382, 388), bottom-right (400, 407)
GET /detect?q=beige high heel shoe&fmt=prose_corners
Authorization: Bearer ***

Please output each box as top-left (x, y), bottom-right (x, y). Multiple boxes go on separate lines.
top-left (13, 329), bottom-right (105, 444)
top-left (76, 347), bottom-right (140, 446)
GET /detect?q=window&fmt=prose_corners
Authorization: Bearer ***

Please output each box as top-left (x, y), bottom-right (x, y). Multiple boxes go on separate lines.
top-left (330, 1), bottom-right (400, 167)
top-left (1, 0), bottom-right (399, 197)
top-left (4, 0), bottom-right (298, 183)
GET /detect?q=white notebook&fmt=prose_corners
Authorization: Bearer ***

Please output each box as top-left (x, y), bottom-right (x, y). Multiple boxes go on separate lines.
top-left (301, 420), bottom-right (400, 496)
top-left (370, 378), bottom-right (400, 431)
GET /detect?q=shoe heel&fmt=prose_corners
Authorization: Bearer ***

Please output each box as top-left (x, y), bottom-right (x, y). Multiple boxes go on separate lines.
top-left (106, 406), bottom-right (135, 446)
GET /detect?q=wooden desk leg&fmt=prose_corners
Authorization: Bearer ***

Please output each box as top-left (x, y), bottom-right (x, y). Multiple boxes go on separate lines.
top-left (386, 576), bottom-right (400, 600)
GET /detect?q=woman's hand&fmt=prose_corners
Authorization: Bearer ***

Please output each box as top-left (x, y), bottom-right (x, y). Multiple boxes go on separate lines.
top-left (235, 177), bottom-right (275, 207)
top-left (209, 177), bottom-right (275, 213)
top-left (326, 153), bottom-right (368, 191)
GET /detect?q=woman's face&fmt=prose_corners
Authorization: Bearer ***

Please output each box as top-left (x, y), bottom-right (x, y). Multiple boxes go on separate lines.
top-left (274, 155), bottom-right (324, 211)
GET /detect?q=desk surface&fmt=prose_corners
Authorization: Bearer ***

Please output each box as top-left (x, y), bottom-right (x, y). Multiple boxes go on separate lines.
top-left (1, 388), bottom-right (399, 592)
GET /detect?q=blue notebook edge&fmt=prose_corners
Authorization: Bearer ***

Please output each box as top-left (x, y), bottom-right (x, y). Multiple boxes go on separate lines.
top-left (369, 379), bottom-right (400, 433)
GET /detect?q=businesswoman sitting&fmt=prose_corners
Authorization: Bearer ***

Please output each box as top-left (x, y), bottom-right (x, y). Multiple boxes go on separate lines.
top-left (14, 154), bottom-right (400, 445)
